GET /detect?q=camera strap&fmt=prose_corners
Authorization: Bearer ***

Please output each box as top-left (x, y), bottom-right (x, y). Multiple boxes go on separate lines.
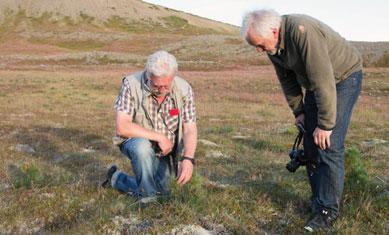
top-left (293, 130), bottom-right (304, 150)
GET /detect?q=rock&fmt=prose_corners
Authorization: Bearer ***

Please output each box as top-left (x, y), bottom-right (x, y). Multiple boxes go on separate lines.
top-left (52, 153), bottom-right (64, 163)
top-left (198, 139), bottom-right (219, 147)
top-left (361, 139), bottom-right (388, 147)
top-left (277, 128), bottom-right (290, 134)
top-left (14, 144), bottom-right (35, 153)
top-left (41, 193), bottom-right (55, 199)
top-left (14, 218), bottom-right (46, 234)
top-left (205, 150), bottom-right (228, 159)
top-left (170, 224), bottom-right (212, 235)
top-left (231, 135), bottom-right (250, 140)
top-left (110, 215), bottom-right (152, 234)
top-left (82, 147), bottom-right (96, 153)
top-left (200, 217), bottom-right (228, 234)
top-left (0, 183), bottom-right (12, 192)
top-left (205, 180), bottom-right (231, 189)
top-left (112, 215), bottom-right (137, 227)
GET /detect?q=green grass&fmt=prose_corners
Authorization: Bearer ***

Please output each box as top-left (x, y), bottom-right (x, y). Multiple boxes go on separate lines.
top-left (55, 40), bottom-right (106, 51)
top-left (0, 62), bottom-right (388, 233)
top-left (163, 15), bottom-right (189, 28)
top-left (103, 15), bottom-right (218, 35)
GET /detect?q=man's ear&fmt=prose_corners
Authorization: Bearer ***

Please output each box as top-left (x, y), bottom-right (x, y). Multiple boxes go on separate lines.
top-left (271, 28), bottom-right (279, 39)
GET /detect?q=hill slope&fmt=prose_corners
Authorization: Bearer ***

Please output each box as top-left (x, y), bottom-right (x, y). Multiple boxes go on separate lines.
top-left (0, 0), bottom-right (237, 34)
top-left (0, 0), bottom-right (388, 69)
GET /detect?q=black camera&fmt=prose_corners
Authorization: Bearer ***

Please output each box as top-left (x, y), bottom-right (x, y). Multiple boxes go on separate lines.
top-left (286, 149), bottom-right (304, 172)
top-left (286, 123), bottom-right (305, 173)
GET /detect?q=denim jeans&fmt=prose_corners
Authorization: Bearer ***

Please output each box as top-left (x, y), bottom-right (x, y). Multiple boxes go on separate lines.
top-left (303, 70), bottom-right (363, 215)
top-left (111, 138), bottom-right (171, 197)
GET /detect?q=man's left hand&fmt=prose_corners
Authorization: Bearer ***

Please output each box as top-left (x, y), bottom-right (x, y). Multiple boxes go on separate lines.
top-left (177, 160), bottom-right (193, 186)
top-left (313, 127), bottom-right (332, 150)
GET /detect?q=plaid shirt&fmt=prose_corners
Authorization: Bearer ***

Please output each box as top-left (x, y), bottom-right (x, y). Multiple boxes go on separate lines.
top-left (114, 76), bottom-right (196, 146)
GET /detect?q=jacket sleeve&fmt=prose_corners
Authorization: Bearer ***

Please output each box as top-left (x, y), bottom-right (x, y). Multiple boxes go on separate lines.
top-left (291, 23), bottom-right (336, 130)
top-left (271, 60), bottom-right (304, 117)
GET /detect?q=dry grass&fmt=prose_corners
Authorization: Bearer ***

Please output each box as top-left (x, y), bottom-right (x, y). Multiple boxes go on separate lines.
top-left (0, 65), bottom-right (388, 234)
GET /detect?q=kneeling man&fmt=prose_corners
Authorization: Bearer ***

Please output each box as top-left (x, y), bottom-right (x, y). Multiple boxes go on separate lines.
top-left (105, 50), bottom-right (197, 199)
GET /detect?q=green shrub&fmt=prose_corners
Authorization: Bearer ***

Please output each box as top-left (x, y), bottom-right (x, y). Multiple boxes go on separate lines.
top-left (170, 172), bottom-right (207, 206)
top-left (344, 147), bottom-right (369, 192)
top-left (11, 164), bottom-right (49, 188)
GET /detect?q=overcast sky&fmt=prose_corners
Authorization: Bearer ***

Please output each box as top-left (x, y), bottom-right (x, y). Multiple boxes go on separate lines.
top-left (143, 0), bottom-right (389, 42)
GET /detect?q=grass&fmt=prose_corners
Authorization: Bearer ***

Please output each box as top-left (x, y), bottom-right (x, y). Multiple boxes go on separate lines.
top-left (0, 67), bottom-right (387, 234)
top-left (0, 8), bottom-right (387, 232)
top-left (55, 40), bottom-right (106, 51)
top-left (374, 51), bottom-right (389, 67)
top-left (102, 15), bottom-right (218, 35)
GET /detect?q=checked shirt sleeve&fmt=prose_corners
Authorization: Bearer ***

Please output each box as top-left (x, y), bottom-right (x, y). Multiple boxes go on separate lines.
top-left (182, 86), bottom-right (196, 123)
top-left (114, 78), bottom-right (135, 117)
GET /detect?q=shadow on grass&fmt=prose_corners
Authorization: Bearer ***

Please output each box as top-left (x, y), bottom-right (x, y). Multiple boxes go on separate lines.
top-left (236, 138), bottom-right (287, 153)
top-left (7, 125), bottom-right (118, 187)
top-left (205, 159), bottom-right (309, 217)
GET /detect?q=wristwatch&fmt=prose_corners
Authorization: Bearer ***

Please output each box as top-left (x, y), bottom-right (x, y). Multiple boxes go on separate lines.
top-left (180, 156), bottom-right (195, 165)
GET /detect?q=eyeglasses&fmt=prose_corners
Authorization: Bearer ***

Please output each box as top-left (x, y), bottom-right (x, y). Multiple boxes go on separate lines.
top-left (149, 80), bottom-right (172, 91)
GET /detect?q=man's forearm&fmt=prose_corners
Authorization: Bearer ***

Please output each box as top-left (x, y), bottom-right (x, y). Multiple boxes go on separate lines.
top-left (183, 123), bottom-right (197, 158)
top-left (117, 122), bottom-right (161, 142)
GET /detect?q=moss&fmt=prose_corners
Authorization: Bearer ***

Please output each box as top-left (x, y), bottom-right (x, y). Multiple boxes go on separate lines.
top-left (163, 15), bottom-right (189, 28)
top-left (56, 40), bottom-right (105, 51)
top-left (79, 12), bottom-right (95, 24)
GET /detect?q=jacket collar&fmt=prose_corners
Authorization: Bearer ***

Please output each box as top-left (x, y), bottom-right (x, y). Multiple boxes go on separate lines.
top-left (275, 15), bottom-right (286, 56)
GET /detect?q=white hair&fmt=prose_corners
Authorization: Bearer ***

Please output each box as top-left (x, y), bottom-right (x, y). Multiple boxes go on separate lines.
top-left (145, 50), bottom-right (178, 78)
top-left (241, 9), bottom-right (282, 39)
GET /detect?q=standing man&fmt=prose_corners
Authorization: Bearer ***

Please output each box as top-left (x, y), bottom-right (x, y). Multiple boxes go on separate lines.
top-left (241, 10), bottom-right (363, 232)
top-left (103, 50), bottom-right (197, 201)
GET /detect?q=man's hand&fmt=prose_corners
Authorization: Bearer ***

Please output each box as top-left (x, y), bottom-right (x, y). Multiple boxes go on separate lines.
top-left (157, 134), bottom-right (173, 156)
top-left (295, 113), bottom-right (305, 127)
top-left (176, 160), bottom-right (193, 186)
top-left (313, 127), bottom-right (332, 150)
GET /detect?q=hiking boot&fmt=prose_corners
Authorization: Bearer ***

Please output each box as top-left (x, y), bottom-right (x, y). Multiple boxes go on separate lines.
top-left (101, 165), bottom-right (118, 188)
top-left (304, 209), bottom-right (338, 232)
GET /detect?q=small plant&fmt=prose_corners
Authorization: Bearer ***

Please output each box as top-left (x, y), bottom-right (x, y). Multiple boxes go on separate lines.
top-left (344, 147), bottom-right (369, 192)
top-left (170, 171), bottom-right (207, 206)
top-left (11, 164), bottom-right (49, 188)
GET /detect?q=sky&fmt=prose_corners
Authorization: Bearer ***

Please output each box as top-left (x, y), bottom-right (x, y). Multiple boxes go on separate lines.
top-left (143, 0), bottom-right (389, 42)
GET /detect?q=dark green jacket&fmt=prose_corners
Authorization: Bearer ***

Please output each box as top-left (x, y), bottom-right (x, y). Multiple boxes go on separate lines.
top-left (268, 14), bottom-right (362, 130)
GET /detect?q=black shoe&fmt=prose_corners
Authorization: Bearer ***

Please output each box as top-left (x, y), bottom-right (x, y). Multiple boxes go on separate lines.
top-left (101, 165), bottom-right (118, 188)
top-left (304, 209), bottom-right (338, 232)
top-left (310, 196), bottom-right (319, 214)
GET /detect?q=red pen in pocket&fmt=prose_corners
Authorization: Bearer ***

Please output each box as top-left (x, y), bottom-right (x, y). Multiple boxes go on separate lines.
top-left (169, 108), bottom-right (179, 116)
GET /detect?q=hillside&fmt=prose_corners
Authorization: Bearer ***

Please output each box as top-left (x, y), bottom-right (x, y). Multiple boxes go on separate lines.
top-left (0, 0), bottom-right (388, 70)
top-left (0, 0), bottom-right (237, 34)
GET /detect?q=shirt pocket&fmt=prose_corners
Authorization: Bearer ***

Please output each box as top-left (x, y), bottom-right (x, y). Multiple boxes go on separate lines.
top-left (164, 111), bottom-right (179, 132)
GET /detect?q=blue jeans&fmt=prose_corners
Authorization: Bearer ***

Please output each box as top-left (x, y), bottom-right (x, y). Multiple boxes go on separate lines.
top-left (303, 70), bottom-right (363, 215)
top-left (111, 138), bottom-right (171, 197)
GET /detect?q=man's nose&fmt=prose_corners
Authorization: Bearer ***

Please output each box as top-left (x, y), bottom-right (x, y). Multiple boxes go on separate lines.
top-left (256, 47), bottom-right (264, 53)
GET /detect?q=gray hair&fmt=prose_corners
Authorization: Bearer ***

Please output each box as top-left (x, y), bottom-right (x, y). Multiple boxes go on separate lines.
top-left (241, 9), bottom-right (282, 39)
top-left (145, 50), bottom-right (178, 78)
